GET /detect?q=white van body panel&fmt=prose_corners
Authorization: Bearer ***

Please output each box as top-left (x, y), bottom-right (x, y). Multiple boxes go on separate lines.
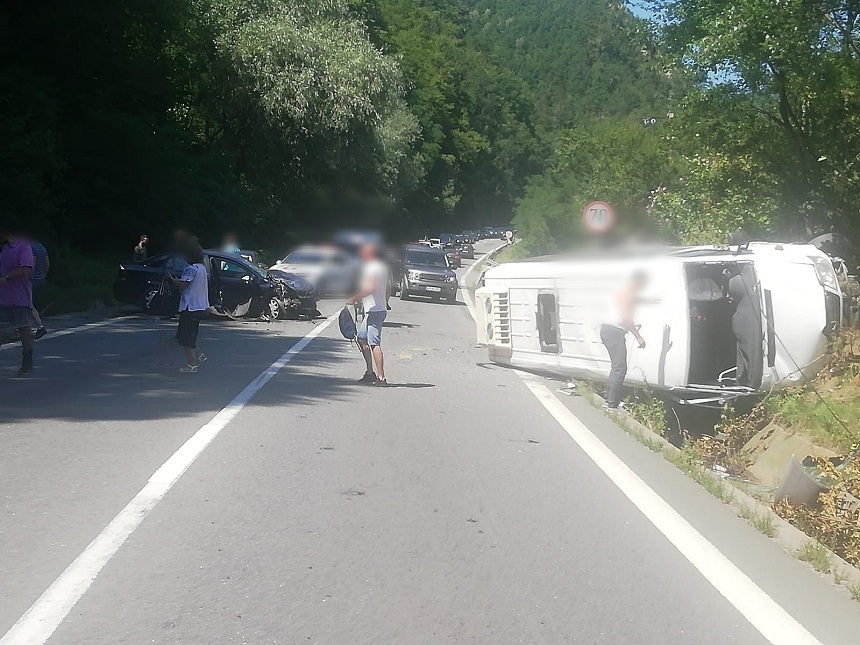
top-left (477, 244), bottom-right (840, 400)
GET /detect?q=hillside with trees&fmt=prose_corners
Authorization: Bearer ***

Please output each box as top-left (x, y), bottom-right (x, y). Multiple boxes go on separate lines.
top-left (3, 0), bottom-right (858, 277)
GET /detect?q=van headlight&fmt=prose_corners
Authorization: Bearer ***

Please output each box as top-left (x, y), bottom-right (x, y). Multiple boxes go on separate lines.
top-left (809, 256), bottom-right (839, 292)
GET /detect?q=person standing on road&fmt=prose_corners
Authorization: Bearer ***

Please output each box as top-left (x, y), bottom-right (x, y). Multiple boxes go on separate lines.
top-left (347, 243), bottom-right (389, 385)
top-left (166, 242), bottom-right (209, 373)
top-left (133, 235), bottom-right (149, 262)
top-left (599, 271), bottom-right (648, 410)
top-left (0, 226), bottom-right (36, 375)
top-left (28, 237), bottom-right (49, 339)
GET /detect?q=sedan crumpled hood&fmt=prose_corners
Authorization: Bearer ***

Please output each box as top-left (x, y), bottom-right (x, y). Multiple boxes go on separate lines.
top-left (268, 270), bottom-right (317, 296)
top-left (269, 262), bottom-right (324, 279)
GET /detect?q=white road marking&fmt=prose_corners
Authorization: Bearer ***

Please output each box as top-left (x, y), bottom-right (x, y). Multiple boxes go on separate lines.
top-left (0, 316), bottom-right (129, 351)
top-left (0, 313), bottom-right (338, 645)
top-left (518, 373), bottom-right (822, 645)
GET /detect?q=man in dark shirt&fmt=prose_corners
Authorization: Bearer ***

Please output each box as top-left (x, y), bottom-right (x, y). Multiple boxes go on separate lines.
top-left (133, 235), bottom-right (149, 262)
top-left (28, 237), bottom-right (49, 338)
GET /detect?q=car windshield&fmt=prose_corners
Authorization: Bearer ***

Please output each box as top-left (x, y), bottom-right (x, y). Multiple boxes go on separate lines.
top-left (284, 251), bottom-right (326, 265)
top-left (406, 250), bottom-right (448, 268)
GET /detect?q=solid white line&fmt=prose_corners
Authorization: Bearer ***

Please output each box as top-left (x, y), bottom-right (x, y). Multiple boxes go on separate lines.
top-left (518, 374), bottom-right (822, 645)
top-left (0, 313), bottom-right (338, 645)
top-left (0, 316), bottom-right (129, 351)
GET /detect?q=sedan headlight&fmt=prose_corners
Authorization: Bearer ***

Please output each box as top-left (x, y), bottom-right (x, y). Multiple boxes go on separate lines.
top-left (809, 256), bottom-right (840, 292)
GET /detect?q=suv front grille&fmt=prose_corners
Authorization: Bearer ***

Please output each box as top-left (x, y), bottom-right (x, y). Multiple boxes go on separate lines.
top-left (420, 272), bottom-right (447, 283)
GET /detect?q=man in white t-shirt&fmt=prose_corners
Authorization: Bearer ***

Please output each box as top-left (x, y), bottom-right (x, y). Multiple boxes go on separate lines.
top-left (166, 243), bottom-right (210, 373)
top-left (347, 243), bottom-right (389, 385)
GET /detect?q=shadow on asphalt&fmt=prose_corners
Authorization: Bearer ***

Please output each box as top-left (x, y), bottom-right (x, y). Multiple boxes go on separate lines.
top-left (0, 318), bottom-right (360, 424)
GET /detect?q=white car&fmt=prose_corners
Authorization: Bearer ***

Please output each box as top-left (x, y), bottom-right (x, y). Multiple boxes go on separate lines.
top-left (269, 246), bottom-right (359, 298)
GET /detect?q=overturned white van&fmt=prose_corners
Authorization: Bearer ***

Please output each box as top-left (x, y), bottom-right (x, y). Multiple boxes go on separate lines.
top-left (475, 243), bottom-right (843, 404)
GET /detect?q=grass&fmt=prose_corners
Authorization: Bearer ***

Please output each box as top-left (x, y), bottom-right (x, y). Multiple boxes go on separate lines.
top-left (794, 540), bottom-right (833, 575)
top-left (763, 388), bottom-right (860, 453)
top-left (850, 584), bottom-right (860, 603)
top-left (738, 504), bottom-right (778, 538)
top-left (626, 391), bottom-right (667, 437)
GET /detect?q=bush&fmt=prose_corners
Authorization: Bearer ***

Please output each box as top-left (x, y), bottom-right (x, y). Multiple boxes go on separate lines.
top-left (34, 247), bottom-right (118, 315)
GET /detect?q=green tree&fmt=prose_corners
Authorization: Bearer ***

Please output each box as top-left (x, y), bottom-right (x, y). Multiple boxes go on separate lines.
top-left (658, 0), bottom-right (860, 237)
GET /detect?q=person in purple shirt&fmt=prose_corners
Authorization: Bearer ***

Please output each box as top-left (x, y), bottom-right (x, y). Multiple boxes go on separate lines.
top-left (0, 225), bottom-right (35, 375)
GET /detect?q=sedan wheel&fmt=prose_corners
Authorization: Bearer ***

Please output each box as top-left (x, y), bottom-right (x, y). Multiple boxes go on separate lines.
top-left (268, 297), bottom-right (284, 320)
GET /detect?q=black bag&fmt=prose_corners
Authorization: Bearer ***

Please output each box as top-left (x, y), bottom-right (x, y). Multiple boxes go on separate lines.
top-left (338, 307), bottom-right (357, 340)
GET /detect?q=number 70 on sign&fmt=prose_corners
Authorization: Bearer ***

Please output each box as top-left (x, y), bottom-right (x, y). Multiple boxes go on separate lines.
top-left (582, 201), bottom-right (616, 234)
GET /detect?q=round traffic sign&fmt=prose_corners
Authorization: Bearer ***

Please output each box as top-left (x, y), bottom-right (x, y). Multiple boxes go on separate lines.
top-left (582, 201), bottom-right (616, 234)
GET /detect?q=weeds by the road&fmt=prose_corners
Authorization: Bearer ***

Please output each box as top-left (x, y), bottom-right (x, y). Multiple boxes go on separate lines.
top-left (794, 540), bottom-right (833, 574)
top-left (626, 390), bottom-right (667, 438)
top-left (738, 504), bottom-right (778, 538)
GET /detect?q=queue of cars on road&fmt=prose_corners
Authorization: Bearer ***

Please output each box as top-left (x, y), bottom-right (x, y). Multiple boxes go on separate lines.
top-left (112, 226), bottom-right (510, 320)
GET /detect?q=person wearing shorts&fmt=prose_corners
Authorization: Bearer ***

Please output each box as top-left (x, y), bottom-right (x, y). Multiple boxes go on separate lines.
top-left (347, 243), bottom-right (389, 385)
top-left (0, 226), bottom-right (35, 375)
top-left (166, 243), bottom-right (209, 373)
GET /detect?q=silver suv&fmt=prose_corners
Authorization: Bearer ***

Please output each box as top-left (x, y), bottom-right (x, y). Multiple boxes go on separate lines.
top-left (396, 245), bottom-right (458, 303)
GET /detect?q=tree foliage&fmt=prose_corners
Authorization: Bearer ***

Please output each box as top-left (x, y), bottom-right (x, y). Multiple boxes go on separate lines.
top-left (0, 0), bottom-right (419, 253)
top-left (656, 0), bottom-right (860, 237)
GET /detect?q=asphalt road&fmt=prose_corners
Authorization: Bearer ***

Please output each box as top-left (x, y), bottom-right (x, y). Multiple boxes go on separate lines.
top-left (1, 241), bottom-right (859, 644)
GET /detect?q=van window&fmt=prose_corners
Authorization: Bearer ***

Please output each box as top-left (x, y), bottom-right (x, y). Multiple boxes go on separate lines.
top-left (536, 293), bottom-right (559, 353)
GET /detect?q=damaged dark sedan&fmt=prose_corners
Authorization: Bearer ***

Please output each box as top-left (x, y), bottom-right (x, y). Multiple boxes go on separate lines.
top-left (113, 251), bottom-right (319, 320)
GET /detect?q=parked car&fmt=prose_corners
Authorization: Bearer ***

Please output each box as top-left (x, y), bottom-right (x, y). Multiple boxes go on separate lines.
top-left (113, 251), bottom-right (318, 320)
top-left (269, 245), bottom-right (359, 298)
top-left (393, 245), bottom-right (458, 303)
top-left (459, 243), bottom-right (475, 259)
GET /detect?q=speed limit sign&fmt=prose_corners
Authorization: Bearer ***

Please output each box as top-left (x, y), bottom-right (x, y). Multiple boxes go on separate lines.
top-left (582, 201), bottom-right (616, 234)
